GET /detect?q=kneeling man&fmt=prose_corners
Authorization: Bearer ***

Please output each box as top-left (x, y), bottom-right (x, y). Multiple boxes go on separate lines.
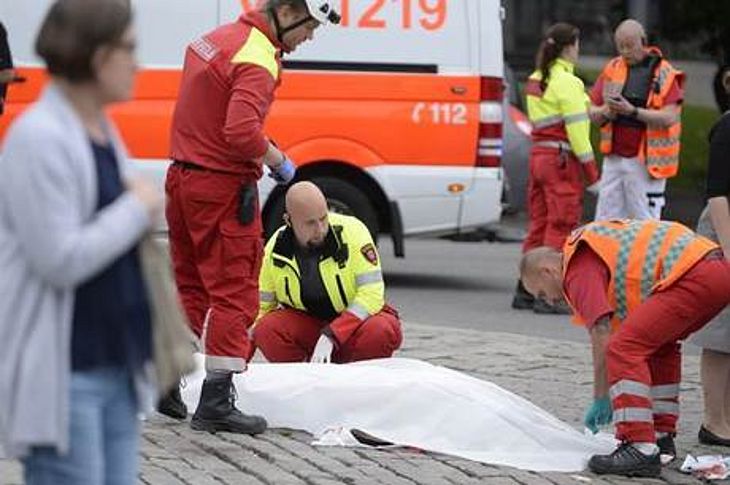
top-left (253, 181), bottom-right (402, 363)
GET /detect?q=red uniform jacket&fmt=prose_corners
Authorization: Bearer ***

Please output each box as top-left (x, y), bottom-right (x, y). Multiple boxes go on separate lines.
top-left (170, 11), bottom-right (283, 178)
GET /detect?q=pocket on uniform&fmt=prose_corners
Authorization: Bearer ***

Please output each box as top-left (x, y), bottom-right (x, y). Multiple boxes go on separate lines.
top-left (185, 171), bottom-right (239, 204)
top-left (551, 183), bottom-right (582, 226)
top-left (220, 219), bottom-right (263, 279)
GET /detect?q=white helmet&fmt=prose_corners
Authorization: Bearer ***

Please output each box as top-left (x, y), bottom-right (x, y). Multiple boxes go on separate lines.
top-left (304, 0), bottom-right (341, 25)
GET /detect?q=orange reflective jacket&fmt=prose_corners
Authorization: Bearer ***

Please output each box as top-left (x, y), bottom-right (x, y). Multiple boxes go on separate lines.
top-left (598, 48), bottom-right (684, 179)
top-left (563, 220), bottom-right (717, 329)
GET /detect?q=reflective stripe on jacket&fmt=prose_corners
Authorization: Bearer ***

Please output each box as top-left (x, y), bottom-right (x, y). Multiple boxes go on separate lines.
top-left (257, 213), bottom-right (385, 344)
top-left (562, 219), bottom-right (718, 330)
top-left (598, 48), bottom-right (684, 179)
top-left (525, 58), bottom-right (599, 184)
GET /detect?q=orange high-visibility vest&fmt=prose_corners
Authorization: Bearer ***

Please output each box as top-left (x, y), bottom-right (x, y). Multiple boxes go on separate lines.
top-left (598, 48), bottom-right (684, 179)
top-left (563, 219), bottom-right (717, 329)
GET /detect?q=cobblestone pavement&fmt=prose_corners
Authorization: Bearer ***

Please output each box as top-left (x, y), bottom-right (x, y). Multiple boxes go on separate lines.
top-left (2, 322), bottom-right (728, 484)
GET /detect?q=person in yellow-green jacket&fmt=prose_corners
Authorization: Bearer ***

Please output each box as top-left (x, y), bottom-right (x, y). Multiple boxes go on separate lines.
top-left (252, 181), bottom-right (402, 363)
top-left (512, 22), bottom-right (601, 314)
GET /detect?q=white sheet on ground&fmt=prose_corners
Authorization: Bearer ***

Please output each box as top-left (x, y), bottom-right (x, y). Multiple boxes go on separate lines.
top-left (181, 356), bottom-right (615, 472)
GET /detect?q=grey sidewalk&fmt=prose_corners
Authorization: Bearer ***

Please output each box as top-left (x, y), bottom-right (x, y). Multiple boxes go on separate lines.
top-left (1, 322), bottom-right (726, 484)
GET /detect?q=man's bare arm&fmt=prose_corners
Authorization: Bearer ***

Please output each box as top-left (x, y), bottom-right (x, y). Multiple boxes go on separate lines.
top-left (590, 316), bottom-right (612, 398)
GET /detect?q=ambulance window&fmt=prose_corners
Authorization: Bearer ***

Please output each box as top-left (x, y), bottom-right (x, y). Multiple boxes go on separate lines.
top-left (290, 0), bottom-right (474, 73)
top-left (215, 0), bottom-right (480, 74)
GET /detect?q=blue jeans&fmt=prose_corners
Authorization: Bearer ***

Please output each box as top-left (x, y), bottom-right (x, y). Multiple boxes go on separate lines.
top-left (22, 367), bottom-right (139, 485)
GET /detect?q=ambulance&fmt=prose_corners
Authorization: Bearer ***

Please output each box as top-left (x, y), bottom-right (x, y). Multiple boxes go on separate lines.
top-left (0, 0), bottom-right (505, 257)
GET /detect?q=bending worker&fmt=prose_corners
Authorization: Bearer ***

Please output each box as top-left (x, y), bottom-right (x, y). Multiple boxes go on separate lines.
top-left (164, 0), bottom-right (340, 434)
top-left (512, 22), bottom-right (600, 314)
top-left (590, 19), bottom-right (684, 220)
top-left (520, 219), bottom-right (730, 478)
top-left (253, 182), bottom-right (402, 364)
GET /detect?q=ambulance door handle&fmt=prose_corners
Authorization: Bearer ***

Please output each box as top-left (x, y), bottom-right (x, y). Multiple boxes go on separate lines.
top-left (451, 86), bottom-right (467, 95)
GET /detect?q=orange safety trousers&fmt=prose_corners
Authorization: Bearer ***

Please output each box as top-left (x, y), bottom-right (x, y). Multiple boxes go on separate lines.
top-left (607, 255), bottom-right (730, 443)
top-left (165, 163), bottom-right (263, 369)
top-left (523, 146), bottom-right (584, 252)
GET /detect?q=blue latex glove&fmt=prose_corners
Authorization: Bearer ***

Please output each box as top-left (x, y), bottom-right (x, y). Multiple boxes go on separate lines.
top-left (269, 156), bottom-right (296, 185)
top-left (584, 397), bottom-right (612, 434)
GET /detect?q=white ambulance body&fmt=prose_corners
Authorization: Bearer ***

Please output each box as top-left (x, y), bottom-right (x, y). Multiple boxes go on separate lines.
top-left (0, 0), bottom-right (505, 255)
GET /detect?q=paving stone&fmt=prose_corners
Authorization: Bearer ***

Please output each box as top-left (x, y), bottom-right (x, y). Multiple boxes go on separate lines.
top-left (138, 464), bottom-right (188, 485)
top-left (0, 323), bottom-right (710, 484)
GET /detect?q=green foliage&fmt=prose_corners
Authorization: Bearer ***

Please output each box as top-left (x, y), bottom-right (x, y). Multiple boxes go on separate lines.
top-left (660, 0), bottom-right (730, 60)
top-left (576, 67), bottom-right (601, 86)
top-left (676, 104), bottom-right (718, 190)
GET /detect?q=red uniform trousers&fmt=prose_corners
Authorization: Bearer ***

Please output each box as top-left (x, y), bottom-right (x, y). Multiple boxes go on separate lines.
top-left (523, 146), bottom-right (584, 252)
top-left (607, 255), bottom-right (730, 443)
top-left (253, 306), bottom-right (403, 363)
top-left (165, 163), bottom-right (263, 371)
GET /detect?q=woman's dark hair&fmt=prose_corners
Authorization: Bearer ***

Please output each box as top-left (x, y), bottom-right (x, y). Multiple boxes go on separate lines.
top-left (712, 64), bottom-right (730, 113)
top-left (535, 23), bottom-right (580, 91)
top-left (35, 0), bottom-right (132, 82)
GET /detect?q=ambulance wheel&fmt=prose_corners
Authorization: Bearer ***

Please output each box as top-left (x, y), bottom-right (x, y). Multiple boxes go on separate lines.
top-left (313, 176), bottom-right (379, 241)
top-left (263, 177), bottom-right (379, 241)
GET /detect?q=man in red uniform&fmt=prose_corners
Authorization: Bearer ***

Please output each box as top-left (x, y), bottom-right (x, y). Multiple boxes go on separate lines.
top-left (520, 220), bottom-right (730, 477)
top-left (163, 0), bottom-right (341, 434)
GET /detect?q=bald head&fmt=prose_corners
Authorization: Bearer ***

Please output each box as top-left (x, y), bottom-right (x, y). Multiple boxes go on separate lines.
top-left (519, 247), bottom-right (565, 306)
top-left (520, 247), bottom-right (561, 282)
top-left (285, 181), bottom-right (329, 249)
top-left (614, 19), bottom-right (647, 64)
top-left (615, 19), bottom-right (645, 41)
top-left (285, 181), bottom-right (327, 214)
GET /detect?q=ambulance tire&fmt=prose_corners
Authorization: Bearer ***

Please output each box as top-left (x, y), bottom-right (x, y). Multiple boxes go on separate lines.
top-left (263, 177), bottom-right (379, 242)
top-left (313, 176), bottom-right (379, 242)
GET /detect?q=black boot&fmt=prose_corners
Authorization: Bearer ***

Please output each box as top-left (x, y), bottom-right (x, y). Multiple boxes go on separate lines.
top-left (698, 425), bottom-right (730, 446)
top-left (157, 383), bottom-right (187, 420)
top-left (533, 298), bottom-right (571, 315)
top-left (511, 281), bottom-right (535, 310)
top-left (588, 442), bottom-right (661, 477)
top-left (191, 374), bottom-right (267, 435)
top-left (657, 434), bottom-right (676, 464)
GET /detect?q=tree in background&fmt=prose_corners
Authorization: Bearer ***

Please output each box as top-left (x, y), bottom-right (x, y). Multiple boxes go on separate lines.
top-left (661, 0), bottom-right (730, 64)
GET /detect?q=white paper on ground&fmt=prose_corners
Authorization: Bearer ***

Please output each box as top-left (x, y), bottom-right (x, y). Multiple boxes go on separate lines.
top-left (311, 427), bottom-right (369, 447)
top-left (181, 356), bottom-right (615, 472)
top-left (680, 454), bottom-right (730, 479)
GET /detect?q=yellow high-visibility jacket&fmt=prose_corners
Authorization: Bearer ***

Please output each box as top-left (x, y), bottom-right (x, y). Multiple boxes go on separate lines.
top-left (257, 212), bottom-right (385, 344)
top-left (525, 58), bottom-right (599, 184)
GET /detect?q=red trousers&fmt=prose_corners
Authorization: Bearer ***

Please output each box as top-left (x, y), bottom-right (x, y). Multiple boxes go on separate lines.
top-left (253, 307), bottom-right (403, 363)
top-left (607, 255), bottom-right (730, 442)
top-left (523, 146), bottom-right (584, 252)
top-left (165, 164), bottom-right (262, 371)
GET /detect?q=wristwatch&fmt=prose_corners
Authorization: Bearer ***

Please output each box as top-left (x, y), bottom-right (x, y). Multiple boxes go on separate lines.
top-left (630, 106), bottom-right (639, 118)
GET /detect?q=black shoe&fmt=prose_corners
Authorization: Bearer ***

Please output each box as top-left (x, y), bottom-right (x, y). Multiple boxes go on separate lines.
top-left (698, 425), bottom-right (730, 446)
top-left (511, 281), bottom-right (535, 310)
top-left (157, 385), bottom-right (188, 420)
top-left (588, 442), bottom-right (661, 478)
top-left (657, 434), bottom-right (676, 464)
top-left (191, 374), bottom-right (267, 435)
top-left (533, 298), bottom-right (571, 315)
